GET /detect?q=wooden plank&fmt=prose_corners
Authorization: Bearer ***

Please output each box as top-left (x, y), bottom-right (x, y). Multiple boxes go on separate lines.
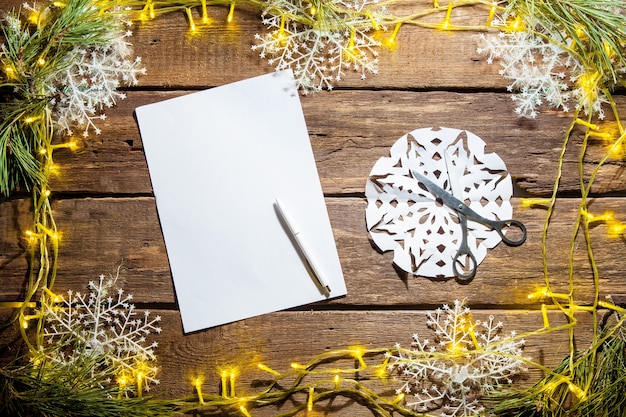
top-left (1, 196), bottom-right (624, 306)
top-left (129, 3), bottom-right (505, 90)
top-left (0, 308), bottom-right (595, 413)
top-left (0, 0), bottom-right (503, 90)
top-left (45, 90), bottom-right (626, 196)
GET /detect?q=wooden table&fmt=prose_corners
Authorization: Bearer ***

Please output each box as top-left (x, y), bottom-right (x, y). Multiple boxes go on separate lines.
top-left (1, 1), bottom-right (625, 415)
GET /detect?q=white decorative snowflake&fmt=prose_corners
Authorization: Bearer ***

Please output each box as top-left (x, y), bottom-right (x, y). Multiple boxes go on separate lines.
top-left (388, 300), bottom-right (526, 417)
top-left (252, 0), bottom-right (386, 93)
top-left (50, 33), bottom-right (145, 137)
top-left (40, 274), bottom-right (162, 395)
top-left (17, 2), bottom-right (146, 137)
top-left (476, 15), bottom-right (613, 119)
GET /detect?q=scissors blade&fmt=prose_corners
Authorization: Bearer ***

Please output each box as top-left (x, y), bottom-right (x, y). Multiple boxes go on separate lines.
top-left (411, 169), bottom-right (485, 221)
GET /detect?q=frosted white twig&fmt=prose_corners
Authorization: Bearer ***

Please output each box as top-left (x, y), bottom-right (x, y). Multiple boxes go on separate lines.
top-left (388, 300), bottom-right (527, 417)
top-left (40, 274), bottom-right (162, 395)
top-left (252, 0), bottom-right (386, 93)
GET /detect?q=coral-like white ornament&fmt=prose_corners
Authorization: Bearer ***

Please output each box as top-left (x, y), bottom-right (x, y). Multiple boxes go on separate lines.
top-left (15, 2), bottom-right (146, 137)
top-left (476, 16), bottom-right (609, 118)
top-left (252, 0), bottom-right (386, 93)
top-left (40, 274), bottom-right (162, 395)
top-left (365, 127), bottom-right (514, 278)
top-left (388, 300), bottom-right (527, 417)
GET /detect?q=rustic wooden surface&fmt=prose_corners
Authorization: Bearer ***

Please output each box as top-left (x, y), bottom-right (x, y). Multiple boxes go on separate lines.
top-left (1, 1), bottom-right (625, 415)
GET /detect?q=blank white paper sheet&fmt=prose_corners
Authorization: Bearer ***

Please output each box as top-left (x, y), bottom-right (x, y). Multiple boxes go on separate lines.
top-left (135, 71), bottom-right (346, 333)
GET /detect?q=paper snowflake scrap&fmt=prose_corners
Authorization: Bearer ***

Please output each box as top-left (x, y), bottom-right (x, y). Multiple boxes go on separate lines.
top-left (388, 300), bottom-right (526, 417)
top-left (40, 274), bottom-right (162, 395)
top-left (252, 0), bottom-right (386, 93)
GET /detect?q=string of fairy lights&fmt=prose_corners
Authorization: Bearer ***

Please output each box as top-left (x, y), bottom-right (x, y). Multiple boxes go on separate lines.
top-left (1, 0), bottom-right (626, 416)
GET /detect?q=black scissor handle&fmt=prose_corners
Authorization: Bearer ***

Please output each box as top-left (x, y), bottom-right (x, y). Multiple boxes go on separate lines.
top-left (492, 219), bottom-right (527, 246)
top-left (452, 214), bottom-right (478, 281)
top-left (452, 245), bottom-right (477, 281)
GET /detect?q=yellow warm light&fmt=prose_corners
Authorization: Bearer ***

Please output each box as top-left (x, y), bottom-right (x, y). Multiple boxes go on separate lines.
top-left (520, 198), bottom-right (551, 208)
top-left (447, 341), bottom-right (466, 355)
top-left (541, 304), bottom-right (550, 328)
top-left (506, 16), bottom-right (524, 32)
top-left (333, 374), bottom-right (341, 388)
top-left (568, 383), bottom-right (586, 400)
top-left (576, 72), bottom-right (599, 99)
top-left (4, 65), bottom-right (16, 79)
top-left (307, 386), bottom-right (315, 411)
top-left (220, 370), bottom-right (229, 397)
top-left (608, 222), bottom-right (626, 238)
top-left (29, 12), bottom-right (40, 25)
top-left (37, 57), bottom-right (46, 66)
top-left (366, 10), bottom-right (379, 30)
top-left (393, 392), bottom-right (405, 404)
top-left (350, 346), bottom-right (367, 368)
top-left (24, 115), bottom-right (41, 123)
top-left (230, 369), bottom-right (237, 397)
top-left (227, 3), bottom-right (235, 23)
top-left (52, 1), bottom-right (66, 7)
top-left (527, 287), bottom-right (550, 300)
top-left (185, 7), bottom-right (196, 31)
top-left (257, 363), bottom-right (281, 376)
top-left (201, 0), bottom-right (209, 23)
top-left (290, 362), bottom-right (306, 370)
top-left (239, 405), bottom-right (252, 417)
top-left (384, 23), bottom-right (402, 50)
top-left (440, 2), bottom-right (453, 29)
top-left (575, 118), bottom-right (599, 130)
top-left (582, 210), bottom-right (614, 223)
top-left (192, 375), bottom-right (205, 405)
top-left (486, 4), bottom-right (497, 26)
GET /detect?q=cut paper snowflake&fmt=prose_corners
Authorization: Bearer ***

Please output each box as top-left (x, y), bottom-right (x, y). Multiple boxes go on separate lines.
top-left (365, 127), bottom-right (514, 278)
top-left (252, 0), bottom-right (386, 93)
top-left (387, 300), bottom-right (527, 417)
top-left (40, 274), bottom-right (162, 395)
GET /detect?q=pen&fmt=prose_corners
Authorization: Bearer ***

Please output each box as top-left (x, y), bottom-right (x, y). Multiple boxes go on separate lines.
top-left (274, 198), bottom-right (331, 295)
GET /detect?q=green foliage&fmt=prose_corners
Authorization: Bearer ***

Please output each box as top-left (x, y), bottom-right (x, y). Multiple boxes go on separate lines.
top-left (485, 314), bottom-right (626, 417)
top-left (505, 0), bottom-right (626, 82)
top-left (0, 355), bottom-right (176, 417)
top-left (0, 0), bottom-right (122, 196)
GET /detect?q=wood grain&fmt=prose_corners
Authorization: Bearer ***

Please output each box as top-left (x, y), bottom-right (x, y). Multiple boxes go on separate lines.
top-left (0, 1), bottom-right (625, 413)
top-left (1, 196), bottom-right (624, 306)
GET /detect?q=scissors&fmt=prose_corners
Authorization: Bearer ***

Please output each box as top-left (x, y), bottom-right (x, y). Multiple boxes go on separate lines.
top-left (411, 169), bottom-right (526, 281)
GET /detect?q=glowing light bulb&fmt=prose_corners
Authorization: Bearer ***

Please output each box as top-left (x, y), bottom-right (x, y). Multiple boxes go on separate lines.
top-left (333, 374), bottom-right (340, 388)
top-left (568, 383), bottom-right (586, 400)
top-left (239, 405), bottom-right (252, 417)
top-left (227, 3), bottom-right (235, 23)
top-left (541, 304), bottom-right (550, 328)
top-left (528, 287), bottom-right (549, 300)
top-left (385, 23), bottom-right (402, 50)
top-left (201, 0), bottom-right (209, 23)
top-left (307, 386), bottom-right (314, 411)
top-left (393, 392), bottom-right (405, 404)
top-left (24, 116), bottom-right (41, 123)
top-left (507, 16), bottom-right (524, 32)
top-left (366, 10), bottom-right (379, 30)
top-left (487, 4), bottom-right (497, 26)
top-left (257, 363), bottom-right (280, 376)
top-left (440, 2), bottom-right (453, 29)
top-left (185, 8), bottom-right (196, 31)
top-left (520, 198), bottom-right (552, 208)
top-left (192, 376), bottom-right (205, 404)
